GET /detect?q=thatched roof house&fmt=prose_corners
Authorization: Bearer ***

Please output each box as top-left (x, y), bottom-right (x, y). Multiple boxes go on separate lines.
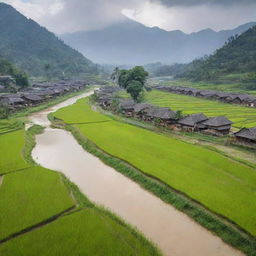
top-left (133, 103), bottom-right (152, 114)
top-left (234, 127), bottom-right (256, 144)
top-left (178, 113), bottom-right (208, 131)
top-left (202, 116), bottom-right (233, 135)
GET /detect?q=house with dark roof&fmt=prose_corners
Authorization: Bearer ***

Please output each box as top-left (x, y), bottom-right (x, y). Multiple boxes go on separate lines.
top-left (144, 107), bottom-right (177, 125)
top-left (202, 116), bottom-right (233, 136)
top-left (234, 127), bottom-right (256, 145)
top-left (0, 95), bottom-right (25, 109)
top-left (119, 100), bottom-right (136, 116)
top-left (178, 113), bottom-right (208, 132)
top-left (133, 103), bottom-right (153, 118)
top-left (22, 94), bottom-right (43, 106)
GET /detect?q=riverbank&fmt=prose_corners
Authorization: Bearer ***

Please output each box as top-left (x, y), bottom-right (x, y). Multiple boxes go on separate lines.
top-left (0, 90), bottom-right (160, 256)
top-left (52, 96), bottom-right (256, 256)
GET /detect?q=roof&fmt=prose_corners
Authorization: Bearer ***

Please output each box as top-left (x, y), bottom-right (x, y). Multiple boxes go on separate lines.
top-left (134, 103), bottom-right (153, 113)
top-left (178, 113), bottom-right (208, 126)
top-left (202, 116), bottom-right (233, 127)
top-left (146, 107), bottom-right (177, 120)
top-left (4, 97), bottom-right (25, 105)
top-left (0, 85), bottom-right (5, 90)
top-left (22, 94), bottom-right (42, 101)
top-left (235, 127), bottom-right (256, 141)
top-left (119, 100), bottom-right (136, 110)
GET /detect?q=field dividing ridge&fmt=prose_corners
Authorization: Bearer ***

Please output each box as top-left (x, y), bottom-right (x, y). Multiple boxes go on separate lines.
top-left (54, 98), bottom-right (256, 236)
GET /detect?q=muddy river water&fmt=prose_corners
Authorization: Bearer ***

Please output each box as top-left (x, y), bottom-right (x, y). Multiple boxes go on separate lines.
top-left (29, 91), bottom-right (244, 256)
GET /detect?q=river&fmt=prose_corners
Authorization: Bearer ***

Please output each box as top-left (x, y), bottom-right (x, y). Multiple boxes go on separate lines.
top-left (29, 90), bottom-right (244, 256)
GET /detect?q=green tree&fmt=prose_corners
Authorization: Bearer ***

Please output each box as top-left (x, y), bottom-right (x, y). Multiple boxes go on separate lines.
top-left (118, 66), bottom-right (148, 102)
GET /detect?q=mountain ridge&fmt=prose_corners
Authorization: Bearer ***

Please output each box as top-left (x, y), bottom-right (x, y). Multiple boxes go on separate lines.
top-left (61, 17), bottom-right (256, 65)
top-left (0, 3), bottom-right (97, 78)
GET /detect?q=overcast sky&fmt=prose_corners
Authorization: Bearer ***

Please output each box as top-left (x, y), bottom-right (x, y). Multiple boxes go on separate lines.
top-left (2, 0), bottom-right (256, 34)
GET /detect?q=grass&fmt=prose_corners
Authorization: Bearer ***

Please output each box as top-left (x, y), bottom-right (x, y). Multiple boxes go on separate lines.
top-left (144, 90), bottom-right (256, 128)
top-left (0, 98), bottom-right (161, 255)
top-left (0, 167), bottom-right (75, 241)
top-left (54, 98), bottom-right (256, 237)
top-left (0, 119), bottom-right (24, 134)
top-left (54, 111), bottom-right (256, 256)
top-left (0, 209), bottom-right (159, 256)
top-left (156, 78), bottom-right (256, 96)
top-left (0, 130), bottom-right (30, 174)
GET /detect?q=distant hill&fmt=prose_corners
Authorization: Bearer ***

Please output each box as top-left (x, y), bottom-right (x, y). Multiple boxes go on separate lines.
top-left (0, 3), bottom-right (97, 78)
top-left (61, 17), bottom-right (256, 65)
top-left (178, 26), bottom-right (256, 81)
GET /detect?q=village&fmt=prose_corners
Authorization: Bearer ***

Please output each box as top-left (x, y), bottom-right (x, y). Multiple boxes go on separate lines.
top-left (155, 85), bottom-right (256, 107)
top-left (95, 86), bottom-right (256, 147)
top-left (0, 76), bottom-right (90, 111)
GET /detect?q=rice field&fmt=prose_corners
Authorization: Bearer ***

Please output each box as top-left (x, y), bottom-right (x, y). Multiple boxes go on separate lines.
top-left (0, 129), bottom-right (30, 174)
top-left (0, 209), bottom-right (158, 256)
top-left (54, 98), bottom-right (256, 235)
top-left (0, 118), bottom-right (159, 255)
top-left (0, 119), bottom-right (24, 134)
top-left (0, 167), bottom-right (75, 240)
top-left (144, 90), bottom-right (256, 128)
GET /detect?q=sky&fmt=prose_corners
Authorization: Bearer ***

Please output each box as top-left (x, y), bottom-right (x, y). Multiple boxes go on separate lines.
top-left (2, 0), bottom-right (256, 34)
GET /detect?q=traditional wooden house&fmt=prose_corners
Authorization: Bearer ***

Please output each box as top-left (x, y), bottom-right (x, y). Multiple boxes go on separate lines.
top-left (234, 127), bottom-right (256, 146)
top-left (133, 103), bottom-right (153, 118)
top-left (98, 95), bottom-right (114, 109)
top-left (0, 95), bottom-right (25, 109)
top-left (202, 116), bottom-right (233, 136)
top-left (144, 107), bottom-right (177, 126)
top-left (22, 94), bottom-right (43, 106)
top-left (119, 100), bottom-right (136, 116)
top-left (178, 113), bottom-right (208, 132)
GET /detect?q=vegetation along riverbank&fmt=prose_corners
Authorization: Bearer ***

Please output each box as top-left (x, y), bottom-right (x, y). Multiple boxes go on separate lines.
top-left (53, 97), bottom-right (256, 256)
top-left (0, 95), bottom-right (161, 256)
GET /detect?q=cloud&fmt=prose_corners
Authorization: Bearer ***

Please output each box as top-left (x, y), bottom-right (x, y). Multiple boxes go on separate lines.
top-left (125, 1), bottom-right (256, 33)
top-left (1, 0), bottom-right (256, 34)
top-left (156, 0), bottom-right (256, 7)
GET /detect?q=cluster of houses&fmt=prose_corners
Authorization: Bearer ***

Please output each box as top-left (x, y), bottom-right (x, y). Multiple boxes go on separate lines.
top-left (0, 80), bottom-right (89, 110)
top-left (95, 87), bottom-right (256, 146)
top-left (155, 85), bottom-right (256, 107)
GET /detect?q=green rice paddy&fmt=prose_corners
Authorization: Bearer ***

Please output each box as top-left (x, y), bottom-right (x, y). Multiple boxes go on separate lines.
top-left (54, 98), bottom-right (256, 235)
top-left (0, 114), bottom-right (159, 255)
top-left (0, 167), bottom-right (75, 240)
top-left (144, 90), bottom-right (256, 128)
top-left (0, 210), bottom-right (156, 256)
top-left (0, 129), bottom-right (30, 174)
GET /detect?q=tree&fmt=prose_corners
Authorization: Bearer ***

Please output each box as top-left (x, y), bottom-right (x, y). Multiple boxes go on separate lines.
top-left (110, 67), bottom-right (120, 85)
top-left (126, 80), bottom-right (144, 102)
top-left (117, 66), bottom-right (148, 102)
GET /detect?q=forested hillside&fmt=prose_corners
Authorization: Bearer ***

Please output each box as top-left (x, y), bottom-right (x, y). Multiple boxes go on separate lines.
top-left (178, 26), bottom-right (256, 83)
top-left (0, 56), bottom-right (28, 87)
top-left (0, 3), bottom-right (97, 78)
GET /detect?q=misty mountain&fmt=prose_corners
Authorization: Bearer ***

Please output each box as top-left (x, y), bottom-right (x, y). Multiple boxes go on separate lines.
top-left (178, 26), bottom-right (256, 81)
top-left (0, 3), bottom-right (96, 78)
top-left (61, 17), bottom-right (256, 65)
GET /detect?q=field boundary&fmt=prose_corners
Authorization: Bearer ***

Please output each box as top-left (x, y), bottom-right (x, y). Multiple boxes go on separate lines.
top-left (0, 206), bottom-right (76, 244)
top-left (96, 104), bottom-right (256, 169)
top-left (52, 116), bottom-right (256, 256)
